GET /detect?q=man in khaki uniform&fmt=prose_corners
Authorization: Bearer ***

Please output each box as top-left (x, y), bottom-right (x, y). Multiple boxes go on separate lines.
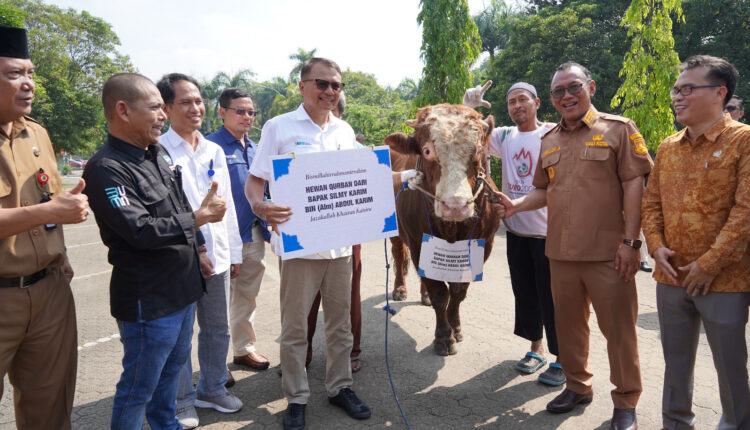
top-left (498, 61), bottom-right (651, 430)
top-left (0, 25), bottom-right (89, 429)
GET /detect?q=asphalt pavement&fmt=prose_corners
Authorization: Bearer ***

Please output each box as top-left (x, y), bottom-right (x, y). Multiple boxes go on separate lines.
top-left (0, 174), bottom-right (734, 429)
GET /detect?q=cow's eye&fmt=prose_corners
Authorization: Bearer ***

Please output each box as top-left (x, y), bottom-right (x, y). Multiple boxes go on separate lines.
top-left (423, 148), bottom-right (430, 156)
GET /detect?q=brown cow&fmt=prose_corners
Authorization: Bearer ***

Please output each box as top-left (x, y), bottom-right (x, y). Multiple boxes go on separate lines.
top-left (386, 103), bottom-right (502, 356)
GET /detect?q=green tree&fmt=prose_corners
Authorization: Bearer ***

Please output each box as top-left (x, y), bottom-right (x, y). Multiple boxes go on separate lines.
top-left (288, 47), bottom-right (317, 83)
top-left (0, 3), bottom-right (26, 27)
top-left (393, 78), bottom-right (419, 101)
top-left (473, 0), bottom-right (515, 67)
top-left (673, 0), bottom-right (750, 103)
top-left (8, 0), bottom-right (133, 155)
top-left (415, 0), bottom-right (481, 106)
top-left (200, 68), bottom-right (256, 135)
top-left (611, 0), bottom-right (683, 151)
top-left (483, 1), bottom-right (631, 123)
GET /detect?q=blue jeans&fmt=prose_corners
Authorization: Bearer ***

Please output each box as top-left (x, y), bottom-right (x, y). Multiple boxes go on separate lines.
top-left (111, 303), bottom-right (195, 430)
top-left (177, 271), bottom-right (230, 408)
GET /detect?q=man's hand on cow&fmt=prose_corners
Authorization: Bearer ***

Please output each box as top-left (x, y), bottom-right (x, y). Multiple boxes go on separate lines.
top-left (400, 169), bottom-right (424, 190)
top-left (679, 261), bottom-right (715, 296)
top-left (492, 191), bottom-right (515, 218)
top-left (463, 80), bottom-right (493, 109)
top-left (652, 247), bottom-right (679, 284)
top-left (614, 244), bottom-right (639, 281)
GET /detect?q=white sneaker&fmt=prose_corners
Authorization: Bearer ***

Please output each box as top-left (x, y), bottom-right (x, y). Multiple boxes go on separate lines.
top-left (176, 405), bottom-right (199, 429)
top-left (195, 392), bottom-right (243, 413)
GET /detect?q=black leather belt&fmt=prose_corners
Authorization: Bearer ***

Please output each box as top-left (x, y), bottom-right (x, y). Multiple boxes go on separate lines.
top-left (0, 268), bottom-right (50, 288)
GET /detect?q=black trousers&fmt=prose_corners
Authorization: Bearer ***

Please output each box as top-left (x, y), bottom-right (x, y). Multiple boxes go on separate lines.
top-left (506, 231), bottom-right (558, 356)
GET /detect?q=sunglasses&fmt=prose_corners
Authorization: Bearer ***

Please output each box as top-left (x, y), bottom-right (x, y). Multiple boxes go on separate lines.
top-left (670, 84), bottom-right (721, 97)
top-left (550, 82), bottom-right (587, 99)
top-left (302, 78), bottom-right (345, 92)
top-left (226, 107), bottom-right (257, 117)
top-left (724, 105), bottom-right (738, 112)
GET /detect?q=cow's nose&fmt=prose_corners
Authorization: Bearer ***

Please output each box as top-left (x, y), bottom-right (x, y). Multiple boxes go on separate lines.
top-left (440, 198), bottom-right (472, 220)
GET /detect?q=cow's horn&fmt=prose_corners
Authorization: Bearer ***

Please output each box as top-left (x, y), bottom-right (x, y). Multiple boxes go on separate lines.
top-left (405, 119), bottom-right (418, 128)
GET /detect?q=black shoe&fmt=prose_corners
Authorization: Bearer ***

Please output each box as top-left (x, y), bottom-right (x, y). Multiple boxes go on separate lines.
top-left (225, 366), bottom-right (235, 388)
top-left (639, 261), bottom-right (652, 272)
top-left (546, 388), bottom-right (594, 413)
top-left (611, 408), bottom-right (638, 430)
top-left (328, 387), bottom-right (371, 419)
top-left (283, 403), bottom-right (305, 430)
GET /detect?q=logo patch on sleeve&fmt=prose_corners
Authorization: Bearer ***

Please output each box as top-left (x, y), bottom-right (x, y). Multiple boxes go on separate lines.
top-left (105, 186), bottom-right (130, 208)
top-left (630, 133), bottom-right (648, 155)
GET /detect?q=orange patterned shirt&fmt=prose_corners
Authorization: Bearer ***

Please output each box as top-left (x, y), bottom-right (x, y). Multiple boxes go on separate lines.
top-left (642, 114), bottom-right (750, 292)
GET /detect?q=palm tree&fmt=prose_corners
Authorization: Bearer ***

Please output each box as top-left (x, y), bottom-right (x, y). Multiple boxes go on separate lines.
top-left (201, 69), bottom-right (256, 133)
top-left (288, 47), bottom-right (317, 82)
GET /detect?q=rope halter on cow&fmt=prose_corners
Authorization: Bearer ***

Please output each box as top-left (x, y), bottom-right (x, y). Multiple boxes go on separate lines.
top-left (410, 155), bottom-right (500, 208)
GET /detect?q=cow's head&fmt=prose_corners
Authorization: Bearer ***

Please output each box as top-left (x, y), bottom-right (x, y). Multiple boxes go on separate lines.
top-left (387, 103), bottom-right (494, 222)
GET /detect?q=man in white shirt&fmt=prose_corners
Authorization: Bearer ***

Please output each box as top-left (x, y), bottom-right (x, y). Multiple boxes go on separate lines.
top-left (245, 58), bottom-right (370, 430)
top-left (156, 73), bottom-right (243, 428)
top-left (464, 81), bottom-right (564, 386)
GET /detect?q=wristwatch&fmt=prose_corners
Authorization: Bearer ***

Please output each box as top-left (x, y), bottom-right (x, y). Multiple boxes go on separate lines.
top-left (622, 239), bottom-right (642, 249)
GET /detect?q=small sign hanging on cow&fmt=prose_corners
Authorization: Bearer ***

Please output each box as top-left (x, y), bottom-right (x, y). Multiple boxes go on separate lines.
top-left (269, 146), bottom-right (399, 259)
top-left (417, 234), bottom-right (485, 282)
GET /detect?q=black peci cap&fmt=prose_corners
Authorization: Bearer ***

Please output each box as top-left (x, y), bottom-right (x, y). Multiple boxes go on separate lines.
top-left (0, 25), bottom-right (29, 59)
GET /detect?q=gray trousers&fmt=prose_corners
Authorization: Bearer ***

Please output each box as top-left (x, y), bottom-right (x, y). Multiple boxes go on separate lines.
top-left (657, 283), bottom-right (750, 430)
top-left (177, 270), bottom-right (231, 408)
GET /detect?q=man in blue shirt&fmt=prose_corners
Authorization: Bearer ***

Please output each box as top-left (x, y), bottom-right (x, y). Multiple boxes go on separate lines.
top-left (207, 88), bottom-right (272, 372)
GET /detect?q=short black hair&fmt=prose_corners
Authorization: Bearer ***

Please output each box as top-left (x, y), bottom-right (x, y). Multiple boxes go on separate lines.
top-left (679, 55), bottom-right (738, 106)
top-left (156, 73), bottom-right (201, 105)
top-left (300, 57), bottom-right (342, 80)
top-left (102, 72), bottom-right (154, 120)
top-left (218, 87), bottom-right (252, 109)
top-left (727, 95), bottom-right (744, 111)
top-left (552, 61), bottom-right (592, 81)
top-left (337, 92), bottom-right (346, 115)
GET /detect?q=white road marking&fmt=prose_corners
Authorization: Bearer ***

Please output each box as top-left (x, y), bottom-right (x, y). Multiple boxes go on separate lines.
top-left (64, 224), bottom-right (98, 231)
top-left (73, 269), bottom-right (112, 281)
top-left (78, 333), bottom-right (120, 351)
top-left (66, 241), bottom-right (103, 249)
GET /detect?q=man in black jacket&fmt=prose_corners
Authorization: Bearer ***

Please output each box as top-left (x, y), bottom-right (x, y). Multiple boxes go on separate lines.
top-left (83, 73), bottom-right (226, 429)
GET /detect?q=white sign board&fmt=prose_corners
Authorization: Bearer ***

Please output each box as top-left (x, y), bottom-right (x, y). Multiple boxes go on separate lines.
top-left (270, 146), bottom-right (398, 259)
top-left (417, 234), bottom-right (485, 282)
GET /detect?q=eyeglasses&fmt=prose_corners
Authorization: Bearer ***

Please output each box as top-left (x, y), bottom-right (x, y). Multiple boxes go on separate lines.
top-left (670, 84), bottom-right (720, 97)
top-left (724, 105), bottom-right (738, 112)
top-left (550, 82), bottom-right (588, 99)
top-left (226, 107), bottom-right (257, 117)
top-left (302, 78), bottom-right (345, 92)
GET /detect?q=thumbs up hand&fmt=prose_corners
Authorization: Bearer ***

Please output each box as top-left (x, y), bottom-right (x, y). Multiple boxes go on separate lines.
top-left (51, 178), bottom-right (89, 224)
top-left (195, 180), bottom-right (226, 227)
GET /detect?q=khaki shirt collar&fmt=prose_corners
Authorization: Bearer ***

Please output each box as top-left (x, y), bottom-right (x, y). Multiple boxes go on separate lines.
top-left (1, 116), bottom-right (28, 140)
top-left (560, 106), bottom-right (598, 132)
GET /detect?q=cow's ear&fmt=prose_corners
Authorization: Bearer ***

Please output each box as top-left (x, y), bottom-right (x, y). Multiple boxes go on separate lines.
top-left (385, 132), bottom-right (420, 155)
top-left (483, 115), bottom-right (495, 139)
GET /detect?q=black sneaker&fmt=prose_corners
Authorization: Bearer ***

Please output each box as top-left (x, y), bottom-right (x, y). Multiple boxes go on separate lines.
top-left (225, 366), bottom-right (235, 388)
top-left (283, 403), bottom-right (305, 430)
top-left (639, 261), bottom-right (653, 272)
top-left (328, 387), bottom-right (371, 419)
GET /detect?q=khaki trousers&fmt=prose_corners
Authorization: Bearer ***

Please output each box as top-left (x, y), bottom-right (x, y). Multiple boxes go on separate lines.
top-left (230, 224), bottom-right (267, 356)
top-left (280, 256), bottom-right (353, 404)
top-left (0, 268), bottom-right (77, 429)
top-left (549, 259), bottom-right (642, 409)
